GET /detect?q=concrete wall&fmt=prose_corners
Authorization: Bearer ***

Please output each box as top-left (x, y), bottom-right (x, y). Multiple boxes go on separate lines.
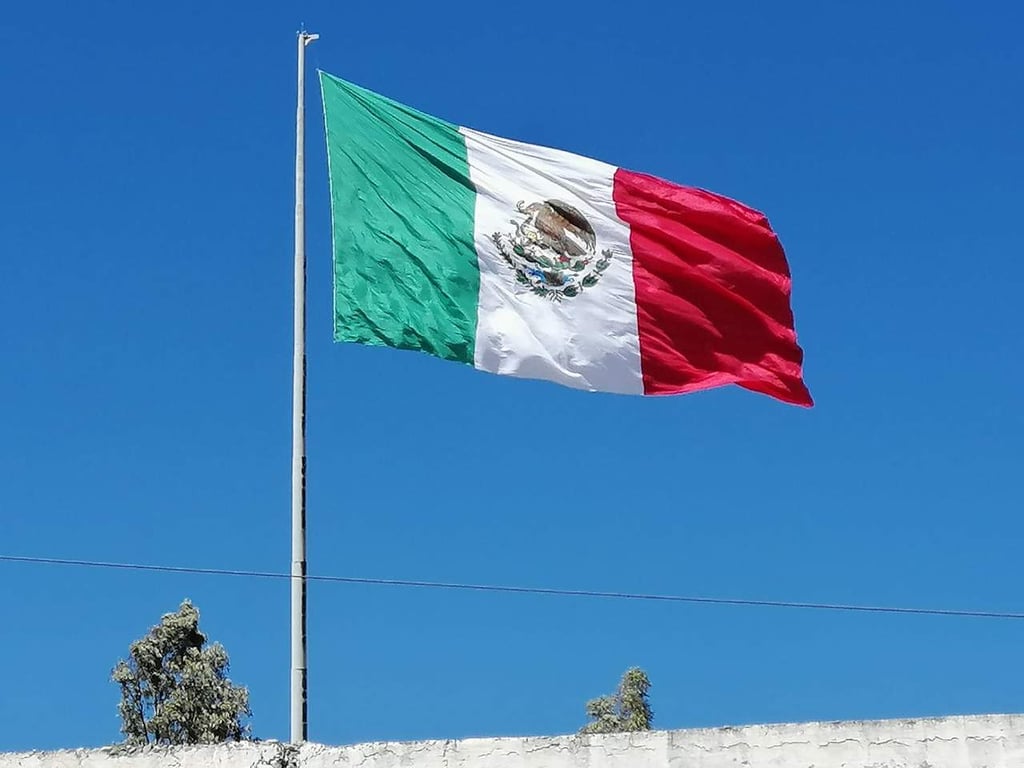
top-left (4, 714), bottom-right (1024, 768)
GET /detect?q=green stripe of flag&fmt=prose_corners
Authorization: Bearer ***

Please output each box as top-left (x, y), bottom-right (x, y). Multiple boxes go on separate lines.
top-left (319, 72), bottom-right (479, 364)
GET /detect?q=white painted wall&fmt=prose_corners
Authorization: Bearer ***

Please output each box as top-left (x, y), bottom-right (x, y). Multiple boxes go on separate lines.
top-left (4, 715), bottom-right (1023, 768)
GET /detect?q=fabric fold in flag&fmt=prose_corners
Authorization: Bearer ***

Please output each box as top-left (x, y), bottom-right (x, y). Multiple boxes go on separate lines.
top-left (319, 70), bottom-right (812, 406)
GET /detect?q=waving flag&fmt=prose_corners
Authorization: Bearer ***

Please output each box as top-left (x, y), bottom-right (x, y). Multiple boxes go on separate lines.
top-left (320, 71), bottom-right (812, 406)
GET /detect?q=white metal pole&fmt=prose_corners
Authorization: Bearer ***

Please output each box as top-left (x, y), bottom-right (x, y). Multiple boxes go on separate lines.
top-left (292, 28), bottom-right (317, 745)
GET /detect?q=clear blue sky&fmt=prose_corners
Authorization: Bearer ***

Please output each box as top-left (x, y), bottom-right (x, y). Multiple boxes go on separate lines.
top-left (2, 0), bottom-right (1022, 753)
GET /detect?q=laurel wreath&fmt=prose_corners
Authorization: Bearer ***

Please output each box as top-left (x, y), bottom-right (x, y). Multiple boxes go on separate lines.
top-left (492, 232), bottom-right (613, 301)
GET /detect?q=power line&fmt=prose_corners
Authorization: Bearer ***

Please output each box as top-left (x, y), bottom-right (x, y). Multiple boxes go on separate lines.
top-left (2, 553), bottom-right (1023, 621)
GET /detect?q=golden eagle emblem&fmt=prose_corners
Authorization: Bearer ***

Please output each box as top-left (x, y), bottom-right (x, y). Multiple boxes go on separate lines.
top-left (492, 199), bottom-right (613, 300)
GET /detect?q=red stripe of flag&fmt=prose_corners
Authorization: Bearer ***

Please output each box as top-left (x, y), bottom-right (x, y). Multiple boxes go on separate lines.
top-left (613, 168), bottom-right (812, 406)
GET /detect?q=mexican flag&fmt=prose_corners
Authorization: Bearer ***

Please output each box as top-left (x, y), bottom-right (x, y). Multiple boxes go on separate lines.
top-left (319, 71), bottom-right (812, 406)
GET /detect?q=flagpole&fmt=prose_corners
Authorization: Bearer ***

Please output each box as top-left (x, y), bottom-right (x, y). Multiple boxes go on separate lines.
top-left (292, 27), bottom-right (317, 745)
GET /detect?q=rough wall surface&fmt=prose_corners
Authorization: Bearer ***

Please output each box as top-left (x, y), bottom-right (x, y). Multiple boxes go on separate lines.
top-left (4, 714), bottom-right (1023, 768)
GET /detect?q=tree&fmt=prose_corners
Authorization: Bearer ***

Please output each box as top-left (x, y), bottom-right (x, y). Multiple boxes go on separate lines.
top-left (580, 667), bottom-right (653, 734)
top-left (111, 600), bottom-right (251, 745)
